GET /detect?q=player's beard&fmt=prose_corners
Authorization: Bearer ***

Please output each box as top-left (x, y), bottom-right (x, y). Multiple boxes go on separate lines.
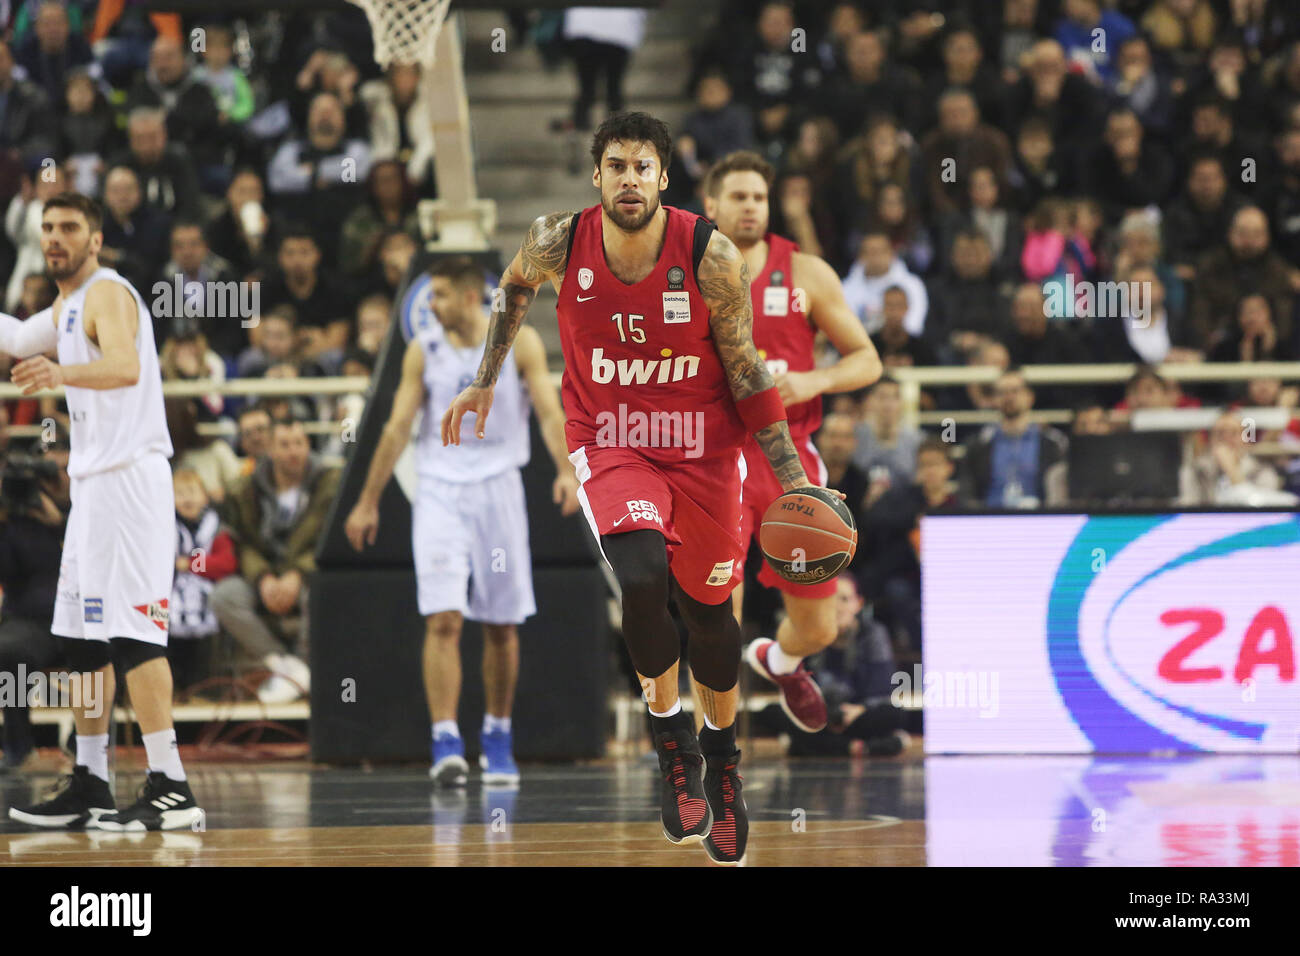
top-left (44, 239), bottom-right (93, 280)
top-left (603, 189), bottom-right (659, 233)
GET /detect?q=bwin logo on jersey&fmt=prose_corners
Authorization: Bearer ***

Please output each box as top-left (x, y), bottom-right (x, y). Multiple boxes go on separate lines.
top-left (590, 348), bottom-right (700, 386)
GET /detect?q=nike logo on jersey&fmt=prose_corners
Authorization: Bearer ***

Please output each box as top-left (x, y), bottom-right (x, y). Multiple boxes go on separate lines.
top-left (612, 514), bottom-right (631, 527)
top-left (577, 295), bottom-right (597, 302)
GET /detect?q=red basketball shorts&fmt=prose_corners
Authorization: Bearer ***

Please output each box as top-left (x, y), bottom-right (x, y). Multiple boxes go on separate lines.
top-left (568, 442), bottom-right (746, 605)
top-left (737, 432), bottom-right (837, 599)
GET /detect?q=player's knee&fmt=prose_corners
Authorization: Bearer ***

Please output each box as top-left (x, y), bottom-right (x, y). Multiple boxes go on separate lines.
top-left (58, 637), bottom-right (113, 673)
top-left (482, 624), bottom-right (516, 645)
top-left (111, 637), bottom-right (166, 674)
top-left (793, 601), bottom-right (838, 650)
top-left (605, 532), bottom-right (669, 611)
top-left (427, 611), bottom-right (462, 641)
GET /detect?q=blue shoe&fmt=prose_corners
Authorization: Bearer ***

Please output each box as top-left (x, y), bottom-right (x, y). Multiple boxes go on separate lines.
top-left (430, 733), bottom-right (468, 787)
top-left (478, 729), bottom-right (520, 786)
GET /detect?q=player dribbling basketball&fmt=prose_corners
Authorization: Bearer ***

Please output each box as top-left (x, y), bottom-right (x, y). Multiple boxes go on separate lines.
top-left (704, 151), bottom-right (882, 733)
top-left (0, 193), bottom-right (203, 831)
top-left (443, 112), bottom-right (842, 866)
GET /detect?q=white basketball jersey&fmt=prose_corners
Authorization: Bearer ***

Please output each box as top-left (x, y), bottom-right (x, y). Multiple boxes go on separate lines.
top-left (56, 267), bottom-right (173, 478)
top-left (414, 320), bottom-right (531, 483)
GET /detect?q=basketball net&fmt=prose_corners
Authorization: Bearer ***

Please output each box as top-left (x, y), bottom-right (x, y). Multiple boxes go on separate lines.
top-left (347, 0), bottom-right (453, 68)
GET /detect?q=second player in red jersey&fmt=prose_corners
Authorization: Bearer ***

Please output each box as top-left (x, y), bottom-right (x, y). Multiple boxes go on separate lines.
top-left (703, 151), bottom-right (882, 733)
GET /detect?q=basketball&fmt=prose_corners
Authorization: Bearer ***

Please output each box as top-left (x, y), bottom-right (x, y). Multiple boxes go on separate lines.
top-left (758, 487), bottom-right (858, 585)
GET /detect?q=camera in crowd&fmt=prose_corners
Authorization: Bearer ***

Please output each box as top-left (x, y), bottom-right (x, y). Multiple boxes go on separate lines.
top-left (0, 451), bottom-right (60, 513)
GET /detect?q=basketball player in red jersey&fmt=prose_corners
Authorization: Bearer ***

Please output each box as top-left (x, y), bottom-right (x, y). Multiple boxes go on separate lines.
top-left (703, 151), bottom-right (882, 733)
top-left (444, 112), bottom-right (837, 866)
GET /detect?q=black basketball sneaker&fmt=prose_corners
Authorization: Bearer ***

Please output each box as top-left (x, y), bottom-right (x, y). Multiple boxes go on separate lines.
top-left (703, 749), bottom-right (748, 866)
top-left (8, 766), bottom-right (115, 829)
top-left (653, 713), bottom-right (712, 845)
top-left (95, 772), bottom-right (204, 832)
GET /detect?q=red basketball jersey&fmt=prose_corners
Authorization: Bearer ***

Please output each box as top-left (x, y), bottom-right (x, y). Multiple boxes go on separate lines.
top-left (557, 205), bottom-right (746, 463)
top-left (750, 233), bottom-right (821, 438)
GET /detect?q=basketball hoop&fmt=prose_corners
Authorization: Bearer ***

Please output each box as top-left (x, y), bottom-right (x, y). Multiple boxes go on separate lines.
top-left (347, 0), bottom-right (453, 69)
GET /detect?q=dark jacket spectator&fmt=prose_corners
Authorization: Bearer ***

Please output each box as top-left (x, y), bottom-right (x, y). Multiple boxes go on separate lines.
top-left (0, 39), bottom-right (57, 169)
top-left (125, 37), bottom-right (225, 174)
top-left (13, 0), bottom-right (94, 105)
top-left (1162, 154), bottom-right (1247, 272)
top-left (918, 89), bottom-right (1012, 218)
top-left (1077, 109), bottom-right (1176, 223)
top-left (826, 30), bottom-right (922, 139)
top-left (99, 164), bottom-right (172, 291)
top-left (962, 369), bottom-right (1070, 508)
top-left (108, 107), bottom-right (202, 219)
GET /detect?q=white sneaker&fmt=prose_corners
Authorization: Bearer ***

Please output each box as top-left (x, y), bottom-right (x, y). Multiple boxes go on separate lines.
top-left (258, 674), bottom-right (300, 704)
top-left (257, 653), bottom-right (309, 704)
top-left (279, 654), bottom-right (311, 696)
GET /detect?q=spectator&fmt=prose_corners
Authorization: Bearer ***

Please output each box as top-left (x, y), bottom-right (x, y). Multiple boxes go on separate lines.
top-left (1006, 283), bottom-right (1081, 404)
top-left (192, 23), bottom-right (255, 127)
top-left (1078, 108), bottom-right (1177, 223)
top-left (168, 468), bottom-right (238, 689)
top-left (160, 326), bottom-right (229, 426)
top-left (918, 88), bottom-right (1013, 217)
top-left (1184, 34), bottom-right (1271, 133)
top-left (842, 231), bottom-right (929, 336)
top-left (1181, 410), bottom-right (1290, 506)
top-left (110, 106), bottom-right (202, 219)
top-left (963, 368), bottom-right (1069, 508)
top-left (1006, 115), bottom-right (1064, 214)
top-left (266, 92), bottom-right (372, 259)
top-left (290, 47), bottom-right (367, 140)
top-left (559, 7), bottom-right (647, 132)
top-left (833, 114), bottom-right (915, 269)
top-left (1091, 267), bottom-right (1197, 370)
top-left (89, 0), bottom-right (183, 86)
top-left (160, 220), bottom-right (242, 358)
top-left (212, 418), bottom-right (342, 703)
top-left (236, 305), bottom-right (300, 379)
top-left (1109, 34), bottom-right (1175, 137)
top-left (0, 435), bottom-right (69, 769)
top-left (1110, 210), bottom-right (1187, 325)
top-left (919, 26), bottom-right (1005, 133)
top-left (1073, 403), bottom-right (1113, 435)
top-left (1270, 127), bottom-right (1300, 266)
top-left (354, 294), bottom-right (392, 357)
top-left (926, 229), bottom-right (1012, 358)
top-left (260, 229), bottom-right (353, 364)
top-left (319, 348), bottom-right (374, 458)
top-left (4, 162), bottom-right (65, 311)
top-left (1177, 93), bottom-right (1266, 189)
top-left (14, 0), bottom-right (94, 106)
top-left (1054, 0), bottom-right (1137, 84)
top-left (205, 168), bottom-right (279, 282)
top-left (125, 37), bottom-right (225, 191)
top-left (962, 339), bottom-right (1012, 412)
top-left (339, 159), bottom-right (418, 279)
top-left (717, 2), bottom-right (822, 151)
top-left (816, 410), bottom-right (869, 523)
top-left (677, 69), bottom-right (755, 187)
top-left (858, 438), bottom-right (959, 657)
top-left (234, 403), bottom-right (274, 478)
top-left (771, 574), bottom-right (912, 757)
top-left (936, 165), bottom-right (1021, 279)
top-left (1004, 39), bottom-right (1103, 157)
top-left (365, 228), bottom-right (418, 300)
top-left (851, 376), bottom-right (922, 488)
top-left (1208, 293), bottom-right (1296, 364)
top-left (1189, 206), bottom-right (1296, 352)
top-left (59, 69), bottom-right (121, 196)
top-left (0, 38), bottom-right (57, 169)
top-left (1142, 0), bottom-right (1217, 78)
top-left (99, 164), bottom-right (172, 291)
top-left (866, 181), bottom-right (932, 275)
top-left (814, 2), bottom-right (866, 79)
top-left (359, 63), bottom-right (435, 193)
top-left (826, 30), bottom-right (921, 140)
top-left (1163, 154), bottom-right (1246, 277)
top-left (872, 285), bottom-right (938, 371)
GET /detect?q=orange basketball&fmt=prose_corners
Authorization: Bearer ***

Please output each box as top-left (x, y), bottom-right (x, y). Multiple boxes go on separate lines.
top-left (759, 487), bottom-right (858, 585)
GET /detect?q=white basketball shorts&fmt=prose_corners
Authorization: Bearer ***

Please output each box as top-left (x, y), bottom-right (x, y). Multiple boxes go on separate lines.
top-left (412, 468), bottom-right (536, 624)
top-left (52, 453), bottom-right (175, 646)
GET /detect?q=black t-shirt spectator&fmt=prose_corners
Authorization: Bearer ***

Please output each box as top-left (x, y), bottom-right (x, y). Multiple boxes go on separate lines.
top-left (260, 271), bottom-right (354, 330)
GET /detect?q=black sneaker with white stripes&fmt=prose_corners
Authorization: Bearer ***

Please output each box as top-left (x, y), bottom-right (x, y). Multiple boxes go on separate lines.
top-left (8, 766), bottom-right (115, 829)
top-left (95, 772), bottom-right (204, 832)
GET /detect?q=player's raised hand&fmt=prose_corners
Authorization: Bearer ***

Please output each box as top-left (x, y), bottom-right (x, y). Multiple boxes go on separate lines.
top-left (553, 470), bottom-right (580, 516)
top-left (11, 355), bottom-right (63, 395)
top-left (345, 500), bottom-right (380, 551)
top-left (441, 384), bottom-right (494, 445)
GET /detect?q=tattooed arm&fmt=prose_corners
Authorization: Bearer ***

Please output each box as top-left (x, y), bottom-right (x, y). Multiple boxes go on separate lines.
top-left (441, 210), bottom-right (574, 445)
top-left (698, 230), bottom-right (810, 491)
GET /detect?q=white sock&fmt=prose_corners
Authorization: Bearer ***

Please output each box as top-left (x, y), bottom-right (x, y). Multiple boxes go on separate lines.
top-left (648, 699), bottom-right (682, 718)
top-left (702, 715), bottom-right (720, 731)
top-left (766, 641), bottom-right (803, 676)
top-left (483, 715), bottom-right (511, 734)
top-left (142, 729), bottom-right (185, 781)
top-left (433, 720), bottom-right (460, 739)
top-left (77, 734), bottom-right (110, 782)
